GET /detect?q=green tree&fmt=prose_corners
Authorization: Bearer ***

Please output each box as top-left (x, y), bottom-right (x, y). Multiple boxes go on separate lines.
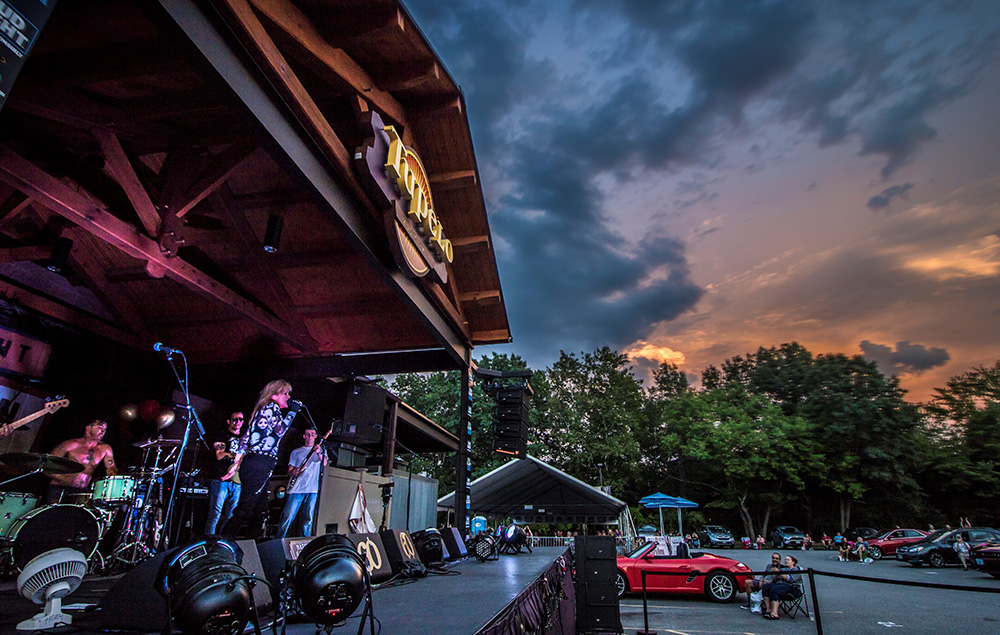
top-left (531, 346), bottom-right (646, 500)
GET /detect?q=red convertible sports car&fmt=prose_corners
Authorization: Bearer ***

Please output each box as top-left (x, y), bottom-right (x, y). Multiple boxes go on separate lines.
top-left (866, 528), bottom-right (928, 560)
top-left (615, 541), bottom-right (752, 602)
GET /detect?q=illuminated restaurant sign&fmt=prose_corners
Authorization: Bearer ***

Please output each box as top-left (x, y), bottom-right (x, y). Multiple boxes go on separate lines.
top-left (355, 111), bottom-right (452, 284)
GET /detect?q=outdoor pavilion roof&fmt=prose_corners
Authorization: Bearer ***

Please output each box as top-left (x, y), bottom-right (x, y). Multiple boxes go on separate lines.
top-left (438, 456), bottom-right (628, 525)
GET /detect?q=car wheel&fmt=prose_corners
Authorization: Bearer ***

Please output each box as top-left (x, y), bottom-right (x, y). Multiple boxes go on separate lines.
top-left (705, 572), bottom-right (736, 603)
top-left (868, 546), bottom-right (883, 560)
top-left (615, 571), bottom-right (629, 598)
top-left (929, 552), bottom-right (946, 568)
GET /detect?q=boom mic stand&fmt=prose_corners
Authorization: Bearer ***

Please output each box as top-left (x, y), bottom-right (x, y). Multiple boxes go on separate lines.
top-left (155, 343), bottom-right (210, 552)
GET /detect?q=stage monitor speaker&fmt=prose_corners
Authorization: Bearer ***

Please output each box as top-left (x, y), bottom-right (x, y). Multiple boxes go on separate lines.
top-left (337, 382), bottom-right (388, 445)
top-left (573, 536), bottom-right (621, 634)
top-left (95, 539), bottom-right (272, 631)
top-left (379, 529), bottom-right (422, 574)
top-left (346, 532), bottom-right (394, 583)
top-left (440, 527), bottom-right (468, 560)
top-left (257, 536), bottom-right (317, 590)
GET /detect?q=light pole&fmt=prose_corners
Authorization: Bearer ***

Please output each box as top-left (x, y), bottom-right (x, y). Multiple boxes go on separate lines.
top-left (597, 462), bottom-right (604, 489)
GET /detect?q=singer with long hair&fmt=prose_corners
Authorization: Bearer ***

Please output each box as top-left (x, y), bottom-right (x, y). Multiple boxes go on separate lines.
top-left (220, 379), bottom-right (300, 538)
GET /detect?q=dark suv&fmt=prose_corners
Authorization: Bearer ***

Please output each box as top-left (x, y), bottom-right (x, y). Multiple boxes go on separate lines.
top-left (896, 527), bottom-right (1000, 567)
top-left (697, 525), bottom-right (736, 549)
top-left (771, 526), bottom-right (806, 548)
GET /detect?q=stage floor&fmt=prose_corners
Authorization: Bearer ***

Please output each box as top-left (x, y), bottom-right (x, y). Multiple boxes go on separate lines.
top-left (0, 547), bottom-right (568, 635)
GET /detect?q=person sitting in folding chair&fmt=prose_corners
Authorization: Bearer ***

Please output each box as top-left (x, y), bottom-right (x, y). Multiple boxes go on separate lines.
top-left (761, 555), bottom-right (802, 620)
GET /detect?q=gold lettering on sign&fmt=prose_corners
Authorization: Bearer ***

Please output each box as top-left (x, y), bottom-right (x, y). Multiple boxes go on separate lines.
top-left (383, 126), bottom-right (454, 264)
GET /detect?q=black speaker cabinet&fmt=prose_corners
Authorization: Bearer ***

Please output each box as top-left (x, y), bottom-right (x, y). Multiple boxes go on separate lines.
top-left (439, 526), bottom-right (468, 560)
top-left (336, 382), bottom-right (388, 445)
top-left (346, 532), bottom-right (394, 583)
top-left (379, 529), bottom-right (422, 574)
top-left (574, 536), bottom-right (622, 634)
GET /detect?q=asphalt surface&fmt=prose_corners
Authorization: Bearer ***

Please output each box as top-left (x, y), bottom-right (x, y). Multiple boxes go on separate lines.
top-left (617, 547), bottom-right (1000, 635)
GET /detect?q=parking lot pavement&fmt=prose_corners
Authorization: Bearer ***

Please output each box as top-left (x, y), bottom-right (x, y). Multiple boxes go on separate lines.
top-left (617, 547), bottom-right (1000, 634)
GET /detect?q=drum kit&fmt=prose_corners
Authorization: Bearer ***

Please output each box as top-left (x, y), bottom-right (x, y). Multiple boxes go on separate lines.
top-left (0, 436), bottom-right (182, 575)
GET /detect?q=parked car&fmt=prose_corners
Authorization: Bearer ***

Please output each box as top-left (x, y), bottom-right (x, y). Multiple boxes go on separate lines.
top-left (636, 525), bottom-right (659, 538)
top-left (697, 525), bottom-right (736, 549)
top-left (846, 527), bottom-right (881, 542)
top-left (970, 541), bottom-right (1000, 578)
top-left (771, 526), bottom-right (806, 548)
top-left (615, 540), bottom-right (752, 602)
top-left (896, 527), bottom-right (1000, 567)
top-left (866, 528), bottom-right (928, 560)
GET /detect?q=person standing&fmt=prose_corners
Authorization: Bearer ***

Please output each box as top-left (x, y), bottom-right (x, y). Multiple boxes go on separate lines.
top-left (220, 380), bottom-right (300, 538)
top-left (954, 534), bottom-right (972, 571)
top-left (46, 419), bottom-right (117, 503)
top-left (277, 428), bottom-right (327, 538)
top-left (203, 411), bottom-right (244, 535)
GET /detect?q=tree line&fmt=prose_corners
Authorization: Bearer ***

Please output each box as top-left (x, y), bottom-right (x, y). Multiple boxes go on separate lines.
top-left (388, 343), bottom-right (1000, 540)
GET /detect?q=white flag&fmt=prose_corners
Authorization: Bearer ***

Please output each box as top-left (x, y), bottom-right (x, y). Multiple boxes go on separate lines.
top-left (349, 484), bottom-right (376, 533)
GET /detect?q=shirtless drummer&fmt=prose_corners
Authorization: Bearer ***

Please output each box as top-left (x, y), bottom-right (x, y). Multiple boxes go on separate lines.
top-left (46, 419), bottom-right (118, 503)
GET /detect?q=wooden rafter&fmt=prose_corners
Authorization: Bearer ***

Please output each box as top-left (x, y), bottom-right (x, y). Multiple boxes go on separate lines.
top-left (94, 128), bottom-right (162, 237)
top-left (174, 140), bottom-right (258, 218)
top-left (458, 290), bottom-right (500, 304)
top-left (0, 191), bottom-right (33, 231)
top-left (0, 245), bottom-right (49, 264)
top-left (0, 147), bottom-right (314, 352)
top-left (247, 0), bottom-right (408, 126)
top-left (375, 60), bottom-right (439, 92)
top-left (64, 228), bottom-right (153, 341)
top-left (215, 0), bottom-right (373, 212)
top-left (211, 190), bottom-right (319, 352)
top-left (429, 170), bottom-right (477, 193)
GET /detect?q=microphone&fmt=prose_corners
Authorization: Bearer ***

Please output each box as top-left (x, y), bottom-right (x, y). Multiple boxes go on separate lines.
top-left (290, 399), bottom-right (305, 409)
top-left (153, 342), bottom-right (181, 355)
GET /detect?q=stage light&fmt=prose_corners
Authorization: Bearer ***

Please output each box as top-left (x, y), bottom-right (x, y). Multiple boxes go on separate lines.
top-left (45, 237), bottom-right (73, 273)
top-left (410, 528), bottom-right (444, 565)
top-left (263, 214), bottom-right (283, 253)
top-left (292, 534), bottom-right (368, 627)
top-left (472, 535), bottom-right (498, 562)
top-left (500, 525), bottom-right (530, 554)
top-left (155, 537), bottom-right (253, 635)
top-left (16, 548), bottom-right (88, 630)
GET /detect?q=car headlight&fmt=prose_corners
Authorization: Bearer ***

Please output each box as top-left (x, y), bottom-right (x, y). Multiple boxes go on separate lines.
top-left (735, 562), bottom-right (750, 570)
top-left (912, 545), bottom-right (929, 553)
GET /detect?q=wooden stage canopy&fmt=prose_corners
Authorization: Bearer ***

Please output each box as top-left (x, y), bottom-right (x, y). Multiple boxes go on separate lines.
top-left (0, 0), bottom-right (509, 381)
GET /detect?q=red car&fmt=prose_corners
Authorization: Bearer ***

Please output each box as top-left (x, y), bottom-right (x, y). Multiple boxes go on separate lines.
top-left (615, 541), bottom-right (752, 602)
top-left (866, 528), bottom-right (929, 560)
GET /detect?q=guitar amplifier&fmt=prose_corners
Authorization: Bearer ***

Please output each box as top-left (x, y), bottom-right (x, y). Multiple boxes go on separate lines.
top-left (346, 532), bottom-right (393, 583)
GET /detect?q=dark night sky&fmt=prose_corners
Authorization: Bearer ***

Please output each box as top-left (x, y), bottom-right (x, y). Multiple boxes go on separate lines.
top-left (404, 0), bottom-right (1000, 401)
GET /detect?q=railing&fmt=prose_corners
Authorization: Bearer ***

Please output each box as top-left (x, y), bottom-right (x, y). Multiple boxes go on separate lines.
top-left (631, 568), bottom-right (1000, 635)
top-left (528, 535), bottom-right (645, 554)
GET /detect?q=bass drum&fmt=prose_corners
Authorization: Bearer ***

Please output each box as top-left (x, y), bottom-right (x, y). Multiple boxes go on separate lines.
top-left (6, 504), bottom-right (104, 570)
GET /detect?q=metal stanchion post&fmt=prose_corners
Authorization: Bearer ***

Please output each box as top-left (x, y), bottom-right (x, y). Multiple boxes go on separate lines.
top-left (636, 568), bottom-right (656, 635)
top-left (807, 568), bottom-right (823, 635)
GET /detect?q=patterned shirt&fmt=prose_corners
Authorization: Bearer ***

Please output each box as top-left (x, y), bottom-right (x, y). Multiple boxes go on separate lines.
top-left (243, 402), bottom-right (296, 459)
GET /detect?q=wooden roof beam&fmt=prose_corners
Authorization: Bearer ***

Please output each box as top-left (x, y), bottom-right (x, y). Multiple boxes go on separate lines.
top-left (247, 0), bottom-right (408, 127)
top-left (429, 169), bottom-right (476, 193)
top-left (472, 329), bottom-right (513, 344)
top-left (450, 234), bottom-right (490, 255)
top-left (64, 228), bottom-right (153, 341)
top-left (0, 147), bottom-right (315, 352)
top-left (410, 96), bottom-right (462, 120)
top-left (174, 140), bottom-right (258, 218)
top-left (0, 244), bottom-right (50, 264)
top-left (0, 191), bottom-right (33, 231)
top-left (375, 59), bottom-right (440, 92)
top-left (94, 129), bottom-right (162, 238)
top-left (458, 290), bottom-right (500, 305)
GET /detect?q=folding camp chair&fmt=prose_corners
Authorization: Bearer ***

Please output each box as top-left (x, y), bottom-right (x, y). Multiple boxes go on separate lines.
top-left (779, 580), bottom-right (809, 619)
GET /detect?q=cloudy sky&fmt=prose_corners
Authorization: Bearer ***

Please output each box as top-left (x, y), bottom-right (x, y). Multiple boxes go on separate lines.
top-left (403, 0), bottom-right (1000, 402)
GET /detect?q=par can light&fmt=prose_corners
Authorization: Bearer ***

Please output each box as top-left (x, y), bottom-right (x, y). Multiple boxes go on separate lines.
top-left (155, 537), bottom-right (252, 635)
top-left (293, 534), bottom-right (367, 626)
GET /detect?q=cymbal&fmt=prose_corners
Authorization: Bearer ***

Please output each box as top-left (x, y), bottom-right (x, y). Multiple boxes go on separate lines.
top-left (133, 437), bottom-right (181, 449)
top-left (0, 452), bottom-right (85, 475)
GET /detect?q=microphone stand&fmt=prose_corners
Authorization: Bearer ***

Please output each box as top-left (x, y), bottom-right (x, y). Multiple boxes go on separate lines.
top-left (157, 347), bottom-right (209, 552)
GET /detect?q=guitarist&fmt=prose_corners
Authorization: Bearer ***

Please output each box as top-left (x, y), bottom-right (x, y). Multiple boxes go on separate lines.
top-left (46, 419), bottom-right (117, 503)
top-left (276, 428), bottom-right (327, 538)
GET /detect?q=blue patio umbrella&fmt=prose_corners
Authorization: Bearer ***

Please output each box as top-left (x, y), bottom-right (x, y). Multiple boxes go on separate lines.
top-left (639, 493), bottom-right (699, 536)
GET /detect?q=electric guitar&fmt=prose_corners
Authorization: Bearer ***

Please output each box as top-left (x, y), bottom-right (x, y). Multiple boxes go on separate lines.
top-left (288, 424), bottom-right (334, 488)
top-left (0, 398), bottom-right (70, 437)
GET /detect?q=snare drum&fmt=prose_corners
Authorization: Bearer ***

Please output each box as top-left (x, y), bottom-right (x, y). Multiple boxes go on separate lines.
top-left (92, 475), bottom-right (136, 505)
top-left (0, 492), bottom-right (38, 536)
top-left (6, 504), bottom-right (103, 570)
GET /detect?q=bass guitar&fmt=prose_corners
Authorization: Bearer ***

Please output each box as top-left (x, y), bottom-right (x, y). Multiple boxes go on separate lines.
top-left (288, 423), bottom-right (334, 488)
top-left (0, 397), bottom-right (70, 437)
